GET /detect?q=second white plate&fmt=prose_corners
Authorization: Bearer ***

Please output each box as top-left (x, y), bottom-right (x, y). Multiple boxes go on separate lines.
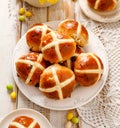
top-left (12, 21), bottom-right (109, 110)
top-left (79, 0), bottom-right (120, 23)
top-left (0, 108), bottom-right (52, 128)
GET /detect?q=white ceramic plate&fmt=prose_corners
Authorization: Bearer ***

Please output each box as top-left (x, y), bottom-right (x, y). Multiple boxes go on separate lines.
top-left (79, 0), bottom-right (120, 23)
top-left (12, 21), bottom-right (108, 110)
top-left (0, 108), bottom-right (52, 128)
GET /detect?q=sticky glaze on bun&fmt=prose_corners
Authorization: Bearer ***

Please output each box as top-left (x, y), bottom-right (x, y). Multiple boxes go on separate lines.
top-left (41, 31), bottom-right (76, 63)
top-left (74, 53), bottom-right (104, 86)
top-left (57, 19), bottom-right (89, 47)
top-left (8, 116), bottom-right (40, 128)
top-left (60, 45), bottom-right (84, 70)
top-left (26, 23), bottom-right (52, 52)
top-left (87, 0), bottom-right (118, 12)
top-left (16, 52), bottom-right (47, 86)
top-left (39, 64), bottom-right (75, 100)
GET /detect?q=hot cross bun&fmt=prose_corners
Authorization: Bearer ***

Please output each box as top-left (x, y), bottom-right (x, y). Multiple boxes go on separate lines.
top-left (8, 116), bottom-right (40, 128)
top-left (39, 64), bottom-right (75, 100)
top-left (57, 19), bottom-right (89, 47)
top-left (16, 52), bottom-right (48, 86)
top-left (87, 0), bottom-right (118, 12)
top-left (74, 53), bottom-right (104, 86)
top-left (41, 31), bottom-right (76, 63)
top-left (26, 23), bottom-right (52, 52)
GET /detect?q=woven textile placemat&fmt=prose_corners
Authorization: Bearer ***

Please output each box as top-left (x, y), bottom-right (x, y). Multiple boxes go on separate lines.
top-left (76, 4), bottom-right (120, 128)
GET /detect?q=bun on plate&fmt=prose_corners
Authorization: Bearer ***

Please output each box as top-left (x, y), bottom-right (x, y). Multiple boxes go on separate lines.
top-left (57, 19), bottom-right (89, 47)
top-left (41, 31), bottom-right (76, 63)
top-left (39, 64), bottom-right (75, 100)
top-left (16, 52), bottom-right (47, 86)
top-left (8, 116), bottom-right (40, 128)
top-left (74, 53), bottom-right (104, 86)
top-left (26, 23), bottom-right (52, 52)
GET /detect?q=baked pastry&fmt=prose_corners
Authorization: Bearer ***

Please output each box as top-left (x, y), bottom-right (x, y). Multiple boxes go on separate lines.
top-left (57, 19), bottom-right (89, 47)
top-left (26, 23), bottom-right (52, 52)
top-left (71, 45), bottom-right (85, 60)
top-left (74, 53), bottom-right (104, 86)
top-left (60, 45), bottom-right (84, 70)
top-left (8, 116), bottom-right (40, 128)
top-left (39, 64), bottom-right (75, 100)
top-left (87, 0), bottom-right (118, 12)
top-left (16, 52), bottom-right (47, 86)
top-left (41, 31), bottom-right (76, 63)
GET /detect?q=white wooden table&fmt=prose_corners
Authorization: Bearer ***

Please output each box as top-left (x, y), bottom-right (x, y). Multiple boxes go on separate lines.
top-left (0, 0), bottom-right (98, 128)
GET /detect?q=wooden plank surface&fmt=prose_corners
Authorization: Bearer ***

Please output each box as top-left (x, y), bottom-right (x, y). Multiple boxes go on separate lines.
top-left (0, 0), bottom-right (20, 119)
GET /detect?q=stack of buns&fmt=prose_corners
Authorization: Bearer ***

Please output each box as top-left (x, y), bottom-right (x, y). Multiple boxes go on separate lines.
top-left (15, 19), bottom-right (104, 100)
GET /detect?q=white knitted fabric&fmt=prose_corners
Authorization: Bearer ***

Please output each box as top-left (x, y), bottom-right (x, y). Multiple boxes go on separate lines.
top-left (76, 3), bottom-right (120, 128)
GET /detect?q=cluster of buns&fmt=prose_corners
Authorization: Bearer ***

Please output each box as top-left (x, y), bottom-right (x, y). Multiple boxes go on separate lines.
top-left (15, 19), bottom-right (104, 100)
top-left (87, 0), bottom-right (118, 12)
top-left (8, 116), bottom-right (40, 128)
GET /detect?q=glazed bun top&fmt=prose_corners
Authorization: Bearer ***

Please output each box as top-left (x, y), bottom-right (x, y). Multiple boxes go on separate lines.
top-left (39, 64), bottom-right (75, 100)
top-left (41, 31), bottom-right (76, 63)
top-left (8, 116), bottom-right (40, 128)
top-left (57, 19), bottom-right (89, 47)
top-left (26, 23), bottom-right (52, 52)
top-left (87, 0), bottom-right (118, 12)
top-left (74, 53), bottom-right (104, 86)
top-left (16, 52), bottom-right (47, 86)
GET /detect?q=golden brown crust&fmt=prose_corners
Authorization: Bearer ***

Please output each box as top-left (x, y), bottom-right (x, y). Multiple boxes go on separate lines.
top-left (39, 64), bottom-right (75, 99)
top-left (57, 19), bottom-right (89, 47)
top-left (16, 52), bottom-right (47, 86)
top-left (60, 45), bottom-right (84, 70)
top-left (8, 116), bottom-right (40, 128)
top-left (26, 24), bottom-right (52, 52)
top-left (87, 0), bottom-right (118, 11)
top-left (41, 31), bottom-right (76, 63)
top-left (15, 20), bottom-right (105, 100)
top-left (74, 53), bottom-right (104, 86)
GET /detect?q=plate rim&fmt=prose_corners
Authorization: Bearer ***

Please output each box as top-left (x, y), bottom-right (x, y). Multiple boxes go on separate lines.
top-left (0, 108), bottom-right (53, 128)
top-left (12, 20), bottom-right (109, 110)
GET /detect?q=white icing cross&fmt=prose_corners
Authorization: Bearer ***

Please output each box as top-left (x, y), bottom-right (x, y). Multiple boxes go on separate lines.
top-left (76, 21), bottom-right (82, 38)
top-left (94, 0), bottom-right (101, 9)
top-left (39, 66), bottom-right (75, 99)
top-left (75, 53), bottom-right (103, 82)
top-left (17, 54), bottom-right (45, 84)
top-left (27, 24), bottom-right (51, 51)
top-left (66, 59), bottom-right (72, 69)
top-left (10, 120), bottom-right (37, 128)
top-left (41, 31), bottom-right (74, 62)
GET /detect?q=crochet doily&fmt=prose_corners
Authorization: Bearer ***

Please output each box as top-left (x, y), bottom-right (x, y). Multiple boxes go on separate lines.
top-left (76, 3), bottom-right (120, 128)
